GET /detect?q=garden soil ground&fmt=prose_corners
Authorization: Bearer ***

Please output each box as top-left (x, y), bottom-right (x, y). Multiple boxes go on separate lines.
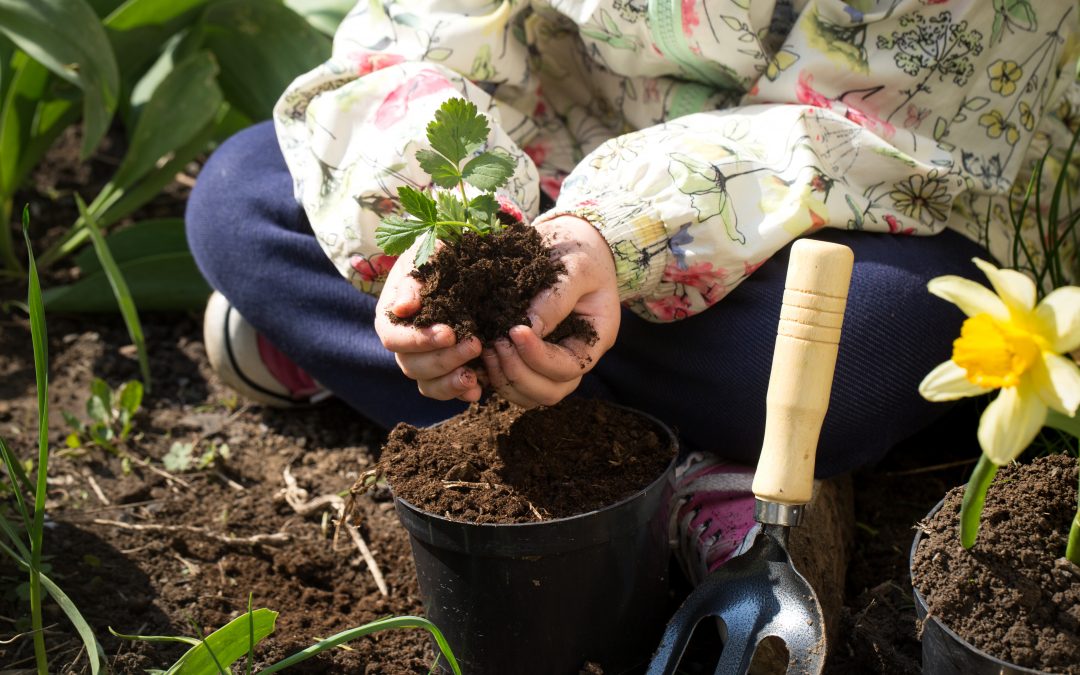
top-left (0, 127), bottom-right (1007, 673)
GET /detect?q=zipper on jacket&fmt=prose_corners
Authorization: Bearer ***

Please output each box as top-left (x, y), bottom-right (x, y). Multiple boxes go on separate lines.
top-left (649, 0), bottom-right (742, 91)
top-left (669, 82), bottom-right (713, 118)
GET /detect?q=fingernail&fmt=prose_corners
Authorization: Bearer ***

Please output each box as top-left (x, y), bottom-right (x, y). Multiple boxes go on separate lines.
top-left (482, 348), bottom-right (497, 361)
top-left (510, 326), bottom-right (529, 347)
top-left (495, 339), bottom-right (512, 354)
top-left (459, 369), bottom-right (475, 387)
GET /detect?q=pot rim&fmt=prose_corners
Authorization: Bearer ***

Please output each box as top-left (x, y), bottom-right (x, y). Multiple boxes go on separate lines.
top-left (909, 496), bottom-right (1048, 674)
top-left (391, 402), bottom-right (679, 529)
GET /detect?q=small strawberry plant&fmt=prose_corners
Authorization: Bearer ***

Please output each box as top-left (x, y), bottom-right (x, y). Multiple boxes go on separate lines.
top-left (370, 96), bottom-right (596, 347)
top-left (375, 98), bottom-right (516, 266)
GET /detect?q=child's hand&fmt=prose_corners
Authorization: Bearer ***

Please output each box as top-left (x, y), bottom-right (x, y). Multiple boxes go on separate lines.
top-left (482, 215), bottom-right (620, 408)
top-left (374, 241), bottom-right (484, 402)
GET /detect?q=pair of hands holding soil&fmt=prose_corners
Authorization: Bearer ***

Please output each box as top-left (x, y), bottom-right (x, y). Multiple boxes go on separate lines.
top-left (374, 215), bottom-right (619, 407)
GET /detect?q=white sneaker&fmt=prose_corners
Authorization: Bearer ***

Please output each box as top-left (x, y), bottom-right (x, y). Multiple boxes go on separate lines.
top-left (202, 292), bottom-right (331, 407)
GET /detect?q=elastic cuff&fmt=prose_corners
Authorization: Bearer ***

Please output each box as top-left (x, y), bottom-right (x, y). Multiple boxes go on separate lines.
top-left (536, 191), bottom-right (670, 301)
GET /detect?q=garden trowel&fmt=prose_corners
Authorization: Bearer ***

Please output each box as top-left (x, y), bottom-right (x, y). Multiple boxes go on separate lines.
top-left (647, 238), bottom-right (854, 675)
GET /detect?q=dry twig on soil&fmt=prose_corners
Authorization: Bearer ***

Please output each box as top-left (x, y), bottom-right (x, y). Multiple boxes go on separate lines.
top-left (90, 518), bottom-right (290, 547)
top-left (280, 466), bottom-right (389, 596)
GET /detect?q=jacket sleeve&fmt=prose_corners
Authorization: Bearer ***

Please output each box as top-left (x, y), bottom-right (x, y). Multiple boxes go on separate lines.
top-left (536, 0), bottom-right (1079, 322)
top-left (272, 0), bottom-right (539, 296)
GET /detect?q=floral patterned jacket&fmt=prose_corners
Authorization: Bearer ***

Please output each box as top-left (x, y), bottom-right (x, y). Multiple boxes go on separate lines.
top-left (274, 0), bottom-right (1080, 322)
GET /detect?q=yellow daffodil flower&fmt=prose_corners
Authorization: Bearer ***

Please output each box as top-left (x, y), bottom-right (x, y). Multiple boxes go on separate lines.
top-left (919, 259), bottom-right (1080, 464)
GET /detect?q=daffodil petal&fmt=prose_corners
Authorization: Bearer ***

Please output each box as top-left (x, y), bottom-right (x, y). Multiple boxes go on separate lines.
top-left (919, 360), bottom-right (992, 401)
top-left (973, 258), bottom-right (1036, 313)
top-left (977, 384), bottom-right (1047, 464)
top-left (1032, 352), bottom-right (1080, 416)
top-left (1034, 286), bottom-right (1080, 353)
top-left (927, 275), bottom-right (1009, 320)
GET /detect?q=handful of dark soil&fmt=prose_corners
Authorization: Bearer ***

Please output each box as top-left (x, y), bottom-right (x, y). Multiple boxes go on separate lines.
top-left (400, 221), bottom-right (597, 345)
top-left (380, 397), bottom-right (675, 524)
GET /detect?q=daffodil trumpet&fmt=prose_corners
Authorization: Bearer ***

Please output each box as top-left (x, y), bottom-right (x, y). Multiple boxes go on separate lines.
top-left (918, 258), bottom-right (1080, 563)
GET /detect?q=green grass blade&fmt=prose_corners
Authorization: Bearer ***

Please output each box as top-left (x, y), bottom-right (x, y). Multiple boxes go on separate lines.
top-left (22, 204), bottom-right (49, 675)
top-left (109, 627), bottom-right (200, 647)
top-left (0, 435), bottom-right (32, 530)
top-left (259, 616), bottom-right (462, 675)
top-left (0, 510), bottom-right (32, 560)
top-left (39, 572), bottom-right (104, 674)
top-left (959, 453), bottom-right (999, 549)
top-left (189, 620), bottom-right (228, 675)
top-left (75, 194), bottom-right (151, 390)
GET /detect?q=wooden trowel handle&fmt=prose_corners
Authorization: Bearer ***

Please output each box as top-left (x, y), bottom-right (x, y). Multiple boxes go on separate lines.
top-left (751, 239), bottom-right (853, 506)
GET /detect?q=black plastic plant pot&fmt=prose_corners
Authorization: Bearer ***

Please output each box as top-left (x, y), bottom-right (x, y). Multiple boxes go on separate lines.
top-left (909, 499), bottom-right (1047, 675)
top-left (393, 411), bottom-right (677, 675)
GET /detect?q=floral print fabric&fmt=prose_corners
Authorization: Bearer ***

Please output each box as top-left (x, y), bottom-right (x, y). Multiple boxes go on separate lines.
top-left (273, 0), bottom-right (1079, 322)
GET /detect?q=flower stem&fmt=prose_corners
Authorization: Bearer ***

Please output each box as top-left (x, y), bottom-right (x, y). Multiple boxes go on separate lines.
top-left (960, 454), bottom-right (999, 549)
top-left (1067, 492), bottom-right (1080, 566)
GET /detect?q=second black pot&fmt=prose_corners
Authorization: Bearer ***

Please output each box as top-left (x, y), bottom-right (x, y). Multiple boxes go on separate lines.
top-left (393, 412), bottom-right (677, 675)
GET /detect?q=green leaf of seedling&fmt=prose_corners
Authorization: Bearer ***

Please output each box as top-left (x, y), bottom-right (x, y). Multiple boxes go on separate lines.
top-left (90, 379), bottom-right (112, 418)
top-left (62, 411), bottom-right (83, 431)
top-left (77, 196), bottom-right (152, 389)
top-left (467, 194), bottom-right (498, 229)
top-left (461, 151), bottom-right (514, 192)
top-left (375, 215), bottom-right (427, 256)
top-left (259, 615), bottom-right (460, 675)
top-left (413, 230), bottom-right (438, 267)
top-left (426, 98), bottom-right (489, 164)
top-left (416, 149), bottom-right (461, 188)
top-left (118, 381), bottom-right (143, 418)
top-left (163, 442), bottom-right (194, 473)
top-left (0, 0), bottom-right (120, 159)
top-left (397, 186), bottom-right (439, 225)
top-left (171, 608), bottom-right (277, 674)
top-left (109, 628), bottom-right (200, 647)
top-left (436, 191), bottom-right (467, 226)
top-left (87, 395), bottom-right (110, 427)
top-left (39, 572), bottom-right (104, 674)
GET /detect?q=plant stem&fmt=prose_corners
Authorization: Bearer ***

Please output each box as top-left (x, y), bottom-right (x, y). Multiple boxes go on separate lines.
top-left (1067, 483), bottom-right (1080, 566)
top-left (960, 453), bottom-right (999, 549)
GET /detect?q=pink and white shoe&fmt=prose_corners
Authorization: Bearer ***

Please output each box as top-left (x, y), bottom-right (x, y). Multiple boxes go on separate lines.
top-left (202, 292), bottom-right (331, 408)
top-left (669, 452), bottom-right (758, 584)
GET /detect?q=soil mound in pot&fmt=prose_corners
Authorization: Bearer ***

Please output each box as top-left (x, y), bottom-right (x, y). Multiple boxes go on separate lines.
top-left (911, 454), bottom-right (1080, 673)
top-left (380, 397), bottom-right (675, 524)
top-left (402, 220), bottom-right (597, 346)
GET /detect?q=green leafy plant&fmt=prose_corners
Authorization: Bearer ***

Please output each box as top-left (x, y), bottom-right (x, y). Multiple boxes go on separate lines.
top-left (162, 440), bottom-right (230, 473)
top-left (375, 97), bottom-right (515, 266)
top-left (0, 0), bottom-right (338, 293)
top-left (0, 218), bottom-right (103, 674)
top-left (63, 377), bottom-right (143, 454)
top-left (114, 598), bottom-right (462, 675)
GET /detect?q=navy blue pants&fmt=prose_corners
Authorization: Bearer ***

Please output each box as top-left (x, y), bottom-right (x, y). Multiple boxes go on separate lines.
top-left (186, 122), bottom-right (988, 477)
